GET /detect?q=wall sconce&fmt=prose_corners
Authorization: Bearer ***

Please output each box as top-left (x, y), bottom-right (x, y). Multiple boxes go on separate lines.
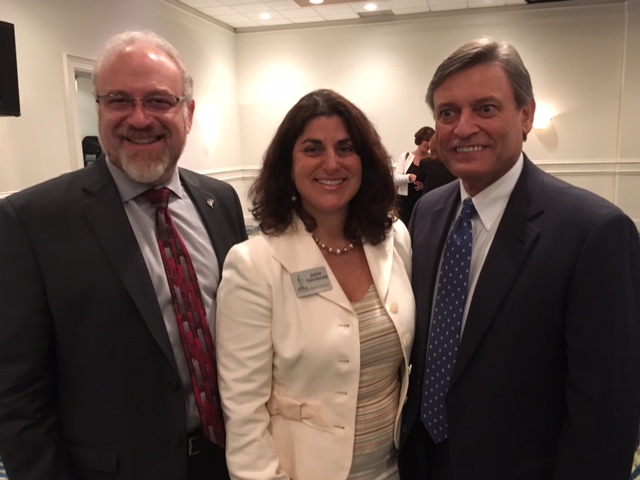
top-left (533, 104), bottom-right (555, 130)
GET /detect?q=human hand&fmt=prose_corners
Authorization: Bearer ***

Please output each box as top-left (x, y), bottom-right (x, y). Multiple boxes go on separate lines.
top-left (409, 174), bottom-right (417, 183)
top-left (414, 181), bottom-right (424, 191)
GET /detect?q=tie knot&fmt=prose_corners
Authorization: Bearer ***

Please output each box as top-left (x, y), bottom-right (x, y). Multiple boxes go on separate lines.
top-left (460, 197), bottom-right (476, 221)
top-left (142, 187), bottom-right (171, 209)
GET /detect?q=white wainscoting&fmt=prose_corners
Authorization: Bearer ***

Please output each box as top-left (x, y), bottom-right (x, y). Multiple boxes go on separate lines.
top-left (538, 159), bottom-right (640, 229)
top-left (208, 161), bottom-right (640, 230)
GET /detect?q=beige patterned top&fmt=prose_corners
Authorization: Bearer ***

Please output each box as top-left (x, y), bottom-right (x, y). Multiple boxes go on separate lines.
top-left (348, 284), bottom-right (403, 477)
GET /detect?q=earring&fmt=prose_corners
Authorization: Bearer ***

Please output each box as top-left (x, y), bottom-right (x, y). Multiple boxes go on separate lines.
top-left (291, 194), bottom-right (297, 202)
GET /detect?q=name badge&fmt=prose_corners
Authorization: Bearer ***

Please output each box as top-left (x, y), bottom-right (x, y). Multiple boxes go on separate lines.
top-left (291, 267), bottom-right (332, 298)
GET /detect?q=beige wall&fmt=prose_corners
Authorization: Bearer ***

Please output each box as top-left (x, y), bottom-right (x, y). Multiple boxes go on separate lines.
top-left (0, 0), bottom-right (638, 227)
top-left (0, 0), bottom-right (242, 198)
top-left (236, 0), bottom-right (640, 226)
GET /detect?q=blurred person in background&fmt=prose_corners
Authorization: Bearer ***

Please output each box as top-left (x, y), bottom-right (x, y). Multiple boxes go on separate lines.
top-left (416, 132), bottom-right (457, 197)
top-left (393, 126), bottom-right (434, 225)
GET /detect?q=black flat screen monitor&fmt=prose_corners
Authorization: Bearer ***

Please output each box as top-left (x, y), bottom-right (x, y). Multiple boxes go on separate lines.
top-left (0, 20), bottom-right (21, 117)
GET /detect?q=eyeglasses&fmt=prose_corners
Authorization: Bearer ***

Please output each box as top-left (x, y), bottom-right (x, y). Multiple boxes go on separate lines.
top-left (95, 93), bottom-right (186, 113)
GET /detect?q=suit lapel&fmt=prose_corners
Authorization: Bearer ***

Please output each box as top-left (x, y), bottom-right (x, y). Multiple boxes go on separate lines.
top-left (180, 170), bottom-right (231, 271)
top-left (416, 190), bottom-right (459, 308)
top-left (80, 161), bottom-right (177, 369)
top-left (451, 157), bottom-right (544, 386)
top-left (412, 185), bottom-right (460, 375)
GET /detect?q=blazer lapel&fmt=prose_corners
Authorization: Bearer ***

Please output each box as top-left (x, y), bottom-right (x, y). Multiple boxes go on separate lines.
top-left (451, 157), bottom-right (543, 386)
top-left (271, 218), bottom-right (353, 313)
top-left (363, 229), bottom-right (393, 302)
top-left (80, 161), bottom-right (177, 369)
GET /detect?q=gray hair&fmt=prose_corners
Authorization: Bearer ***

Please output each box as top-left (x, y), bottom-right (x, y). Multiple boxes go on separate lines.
top-left (92, 31), bottom-right (194, 103)
top-left (426, 37), bottom-right (533, 112)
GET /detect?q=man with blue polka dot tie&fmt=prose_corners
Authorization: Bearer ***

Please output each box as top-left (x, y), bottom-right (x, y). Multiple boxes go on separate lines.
top-left (398, 37), bottom-right (640, 480)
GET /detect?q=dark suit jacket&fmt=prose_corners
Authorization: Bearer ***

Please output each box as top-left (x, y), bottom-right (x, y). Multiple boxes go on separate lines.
top-left (399, 156), bottom-right (640, 479)
top-left (0, 158), bottom-right (247, 480)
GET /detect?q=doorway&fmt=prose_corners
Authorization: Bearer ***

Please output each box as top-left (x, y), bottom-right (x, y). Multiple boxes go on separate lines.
top-left (63, 54), bottom-right (96, 170)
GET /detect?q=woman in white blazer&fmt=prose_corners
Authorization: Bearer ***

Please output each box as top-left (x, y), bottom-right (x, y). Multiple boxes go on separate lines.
top-left (216, 89), bottom-right (415, 480)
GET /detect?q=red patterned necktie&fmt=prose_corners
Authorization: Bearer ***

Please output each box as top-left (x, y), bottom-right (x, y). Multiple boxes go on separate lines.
top-left (142, 187), bottom-right (225, 448)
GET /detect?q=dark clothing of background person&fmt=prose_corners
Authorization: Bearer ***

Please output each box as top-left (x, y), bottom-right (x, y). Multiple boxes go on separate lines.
top-left (416, 158), bottom-right (457, 195)
top-left (398, 160), bottom-right (423, 225)
top-left (400, 158), bottom-right (457, 225)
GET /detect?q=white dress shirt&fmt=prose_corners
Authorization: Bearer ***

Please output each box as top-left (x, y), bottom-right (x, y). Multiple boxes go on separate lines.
top-left (433, 153), bottom-right (524, 335)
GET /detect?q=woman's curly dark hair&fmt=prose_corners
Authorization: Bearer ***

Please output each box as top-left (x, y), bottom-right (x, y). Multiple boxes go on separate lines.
top-left (249, 89), bottom-right (396, 245)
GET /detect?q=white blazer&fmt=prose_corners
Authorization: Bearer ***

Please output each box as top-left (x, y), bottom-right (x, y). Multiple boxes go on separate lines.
top-left (393, 152), bottom-right (415, 196)
top-left (216, 218), bottom-right (415, 480)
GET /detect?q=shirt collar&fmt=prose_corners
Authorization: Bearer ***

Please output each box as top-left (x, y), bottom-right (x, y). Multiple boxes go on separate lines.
top-left (106, 157), bottom-right (183, 204)
top-left (459, 152), bottom-right (524, 232)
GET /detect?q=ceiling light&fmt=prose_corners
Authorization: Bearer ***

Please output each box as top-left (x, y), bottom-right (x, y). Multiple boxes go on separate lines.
top-left (310, 0), bottom-right (324, 4)
top-left (259, 12), bottom-right (271, 20)
top-left (364, 2), bottom-right (377, 10)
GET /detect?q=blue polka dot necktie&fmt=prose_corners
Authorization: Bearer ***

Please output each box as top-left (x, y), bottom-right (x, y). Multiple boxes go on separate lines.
top-left (421, 197), bottom-right (476, 443)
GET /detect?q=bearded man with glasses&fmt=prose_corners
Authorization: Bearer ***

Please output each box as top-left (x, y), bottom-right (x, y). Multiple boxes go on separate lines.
top-left (0, 31), bottom-right (247, 480)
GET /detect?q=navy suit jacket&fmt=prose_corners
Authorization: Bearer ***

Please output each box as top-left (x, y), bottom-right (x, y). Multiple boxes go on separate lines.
top-left (0, 158), bottom-right (247, 480)
top-left (399, 156), bottom-right (640, 479)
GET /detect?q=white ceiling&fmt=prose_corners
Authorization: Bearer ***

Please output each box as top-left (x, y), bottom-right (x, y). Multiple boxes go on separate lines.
top-left (176, 0), bottom-right (531, 30)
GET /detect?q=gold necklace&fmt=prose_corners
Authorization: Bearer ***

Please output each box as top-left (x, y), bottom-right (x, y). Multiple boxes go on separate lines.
top-left (312, 235), bottom-right (356, 256)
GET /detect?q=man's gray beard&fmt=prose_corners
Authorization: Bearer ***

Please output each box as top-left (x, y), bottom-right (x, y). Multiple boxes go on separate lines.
top-left (119, 149), bottom-right (174, 185)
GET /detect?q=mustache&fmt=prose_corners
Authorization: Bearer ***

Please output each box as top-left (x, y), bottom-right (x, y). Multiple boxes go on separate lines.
top-left (117, 126), bottom-right (168, 141)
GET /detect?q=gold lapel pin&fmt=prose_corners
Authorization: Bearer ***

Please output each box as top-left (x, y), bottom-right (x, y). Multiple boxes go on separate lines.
top-left (206, 198), bottom-right (215, 208)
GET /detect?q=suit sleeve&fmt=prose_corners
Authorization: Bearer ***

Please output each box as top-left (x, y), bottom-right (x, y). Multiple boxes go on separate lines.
top-left (0, 199), bottom-right (75, 480)
top-left (555, 211), bottom-right (640, 479)
top-left (216, 242), bottom-right (290, 480)
top-left (225, 181), bottom-right (249, 243)
top-left (207, 178), bottom-right (249, 244)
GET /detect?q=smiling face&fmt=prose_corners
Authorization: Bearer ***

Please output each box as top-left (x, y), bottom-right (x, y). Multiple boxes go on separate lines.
top-left (95, 43), bottom-right (195, 185)
top-left (292, 115), bottom-right (362, 221)
top-left (433, 63), bottom-right (535, 196)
